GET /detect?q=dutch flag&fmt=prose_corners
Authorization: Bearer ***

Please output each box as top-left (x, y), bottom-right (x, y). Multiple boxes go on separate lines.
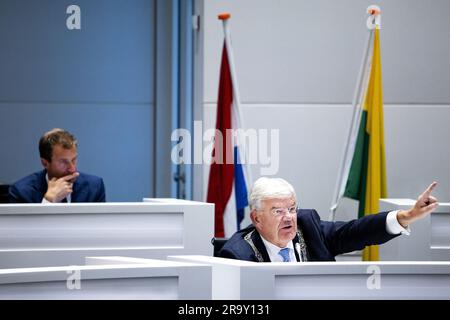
top-left (207, 17), bottom-right (250, 238)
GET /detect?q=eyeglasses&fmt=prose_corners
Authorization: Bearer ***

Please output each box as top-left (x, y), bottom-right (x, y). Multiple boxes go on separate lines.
top-left (270, 205), bottom-right (297, 217)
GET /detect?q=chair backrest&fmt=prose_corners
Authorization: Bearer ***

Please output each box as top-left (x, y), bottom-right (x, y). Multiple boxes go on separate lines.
top-left (0, 184), bottom-right (9, 203)
top-left (211, 237), bottom-right (228, 257)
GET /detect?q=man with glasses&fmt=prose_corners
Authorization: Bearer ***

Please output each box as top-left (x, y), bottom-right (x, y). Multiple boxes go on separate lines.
top-left (9, 128), bottom-right (105, 203)
top-left (219, 177), bottom-right (438, 262)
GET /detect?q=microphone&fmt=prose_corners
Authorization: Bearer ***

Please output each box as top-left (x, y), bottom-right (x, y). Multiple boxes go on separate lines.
top-left (295, 243), bottom-right (302, 262)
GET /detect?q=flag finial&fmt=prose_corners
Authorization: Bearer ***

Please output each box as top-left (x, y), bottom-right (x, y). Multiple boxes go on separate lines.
top-left (218, 13), bottom-right (231, 20)
top-left (367, 5), bottom-right (381, 16)
top-left (366, 5), bottom-right (381, 30)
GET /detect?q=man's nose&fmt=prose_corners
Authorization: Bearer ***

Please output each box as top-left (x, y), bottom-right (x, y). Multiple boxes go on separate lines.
top-left (68, 163), bottom-right (77, 173)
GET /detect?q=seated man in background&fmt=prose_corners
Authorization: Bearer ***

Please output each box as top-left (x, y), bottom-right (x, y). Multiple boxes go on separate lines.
top-left (9, 128), bottom-right (105, 203)
top-left (219, 177), bottom-right (438, 262)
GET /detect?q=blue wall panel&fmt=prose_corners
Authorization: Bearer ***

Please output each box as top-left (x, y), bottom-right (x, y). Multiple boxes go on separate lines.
top-left (0, 0), bottom-right (154, 103)
top-left (0, 0), bottom-right (155, 201)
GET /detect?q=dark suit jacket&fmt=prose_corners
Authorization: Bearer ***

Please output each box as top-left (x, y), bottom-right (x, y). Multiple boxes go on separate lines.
top-left (8, 170), bottom-right (105, 203)
top-left (219, 209), bottom-right (399, 262)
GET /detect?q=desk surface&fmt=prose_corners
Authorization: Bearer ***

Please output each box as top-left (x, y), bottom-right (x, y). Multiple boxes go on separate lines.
top-left (168, 255), bottom-right (450, 300)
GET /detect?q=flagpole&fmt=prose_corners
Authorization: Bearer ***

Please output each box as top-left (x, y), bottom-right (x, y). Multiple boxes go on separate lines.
top-left (218, 13), bottom-right (253, 185)
top-left (329, 6), bottom-right (380, 221)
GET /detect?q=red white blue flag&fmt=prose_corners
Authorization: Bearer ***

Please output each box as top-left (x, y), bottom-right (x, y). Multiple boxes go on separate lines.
top-left (207, 43), bottom-right (249, 238)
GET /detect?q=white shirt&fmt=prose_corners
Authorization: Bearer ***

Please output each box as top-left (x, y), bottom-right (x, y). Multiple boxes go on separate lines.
top-left (261, 210), bottom-right (410, 262)
top-left (260, 236), bottom-right (297, 262)
top-left (386, 210), bottom-right (410, 235)
top-left (41, 174), bottom-right (71, 204)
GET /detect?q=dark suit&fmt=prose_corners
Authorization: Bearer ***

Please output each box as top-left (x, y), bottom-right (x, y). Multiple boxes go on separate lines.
top-left (219, 209), bottom-right (399, 262)
top-left (8, 170), bottom-right (105, 203)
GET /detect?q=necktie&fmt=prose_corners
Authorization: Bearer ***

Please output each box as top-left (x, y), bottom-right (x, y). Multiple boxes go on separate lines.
top-left (279, 248), bottom-right (290, 262)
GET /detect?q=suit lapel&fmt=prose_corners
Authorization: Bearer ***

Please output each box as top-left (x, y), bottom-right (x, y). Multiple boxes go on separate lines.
top-left (71, 176), bottom-right (86, 202)
top-left (251, 231), bottom-right (271, 262)
top-left (38, 170), bottom-right (48, 201)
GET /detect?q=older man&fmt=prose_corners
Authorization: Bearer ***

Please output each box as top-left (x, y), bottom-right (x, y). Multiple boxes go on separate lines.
top-left (219, 177), bottom-right (438, 262)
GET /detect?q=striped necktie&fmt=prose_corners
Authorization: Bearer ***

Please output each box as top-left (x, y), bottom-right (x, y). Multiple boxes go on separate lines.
top-left (279, 248), bottom-right (290, 262)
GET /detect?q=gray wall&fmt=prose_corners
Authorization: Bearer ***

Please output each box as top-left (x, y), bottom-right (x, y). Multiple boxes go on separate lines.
top-left (202, 0), bottom-right (450, 223)
top-left (0, 0), bottom-right (155, 201)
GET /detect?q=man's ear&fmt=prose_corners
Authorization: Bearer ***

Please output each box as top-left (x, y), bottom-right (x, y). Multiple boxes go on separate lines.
top-left (40, 158), bottom-right (49, 169)
top-left (250, 210), bottom-right (260, 225)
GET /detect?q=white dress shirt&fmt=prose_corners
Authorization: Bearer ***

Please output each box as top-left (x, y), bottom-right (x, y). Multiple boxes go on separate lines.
top-left (261, 236), bottom-right (297, 262)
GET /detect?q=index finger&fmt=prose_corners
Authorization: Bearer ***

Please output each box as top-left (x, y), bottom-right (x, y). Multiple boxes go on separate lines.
top-left (61, 172), bottom-right (79, 181)
top-left (423, 181), bottom-right (438, 196)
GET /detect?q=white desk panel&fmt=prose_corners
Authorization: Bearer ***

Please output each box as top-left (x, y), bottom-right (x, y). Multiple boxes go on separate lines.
top-left (168, 255), bottom-right (450, 300)
top-left (379, 199), bottom-right (450, 261)
top-left (0, 259), bottom-right (211, 299)
top-left (0, 201), bottom-right (214, 268)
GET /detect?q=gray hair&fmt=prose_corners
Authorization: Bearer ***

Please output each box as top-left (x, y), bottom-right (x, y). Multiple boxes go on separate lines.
top-left (249, 177), bottom-right (297, 211)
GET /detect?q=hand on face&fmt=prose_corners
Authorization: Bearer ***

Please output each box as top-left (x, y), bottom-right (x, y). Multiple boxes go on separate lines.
top-left (44, 172), bottom-right (79, 203)
top-left (41, 144), bottom-right (79, 202)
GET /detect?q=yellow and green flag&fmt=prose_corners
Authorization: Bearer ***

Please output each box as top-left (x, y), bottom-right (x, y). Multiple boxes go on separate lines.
top-left (343, 28), bottom-right (387, 261)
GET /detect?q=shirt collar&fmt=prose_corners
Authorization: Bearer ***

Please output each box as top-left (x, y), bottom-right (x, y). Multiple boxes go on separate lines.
top-left (260, 235), bottom-right (294, 262)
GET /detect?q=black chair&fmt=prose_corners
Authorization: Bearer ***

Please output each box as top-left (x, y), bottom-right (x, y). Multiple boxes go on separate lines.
top-left (211, 237), bottom-right (228, 257)
top-left (0, 184), bottom-right (9, 203)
